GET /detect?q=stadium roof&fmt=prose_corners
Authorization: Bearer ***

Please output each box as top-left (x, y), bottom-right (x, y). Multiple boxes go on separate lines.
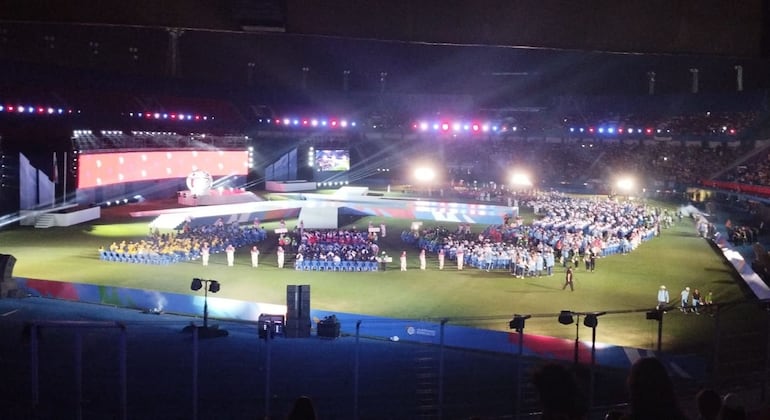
top-left (2, 0), bottom-right (766, 57)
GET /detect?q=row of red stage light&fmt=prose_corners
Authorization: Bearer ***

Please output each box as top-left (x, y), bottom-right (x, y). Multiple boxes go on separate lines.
top-left (258, 117), bottom-right (358, 128)
top-left (0, 105), bottom-right (212, 121)
top-left (412, 121), bottom-right (739, 136)
top-left (569, 125), bottom-right (737, 135)
top-left (0, 105), bottom-right (72, 115)
top-left (413, 121), bottom-right (502, 133)
top-left (128, 112), bottom-right (213, 121)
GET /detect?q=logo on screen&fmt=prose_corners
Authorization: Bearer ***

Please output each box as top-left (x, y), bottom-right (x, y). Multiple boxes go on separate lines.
top-left (186, 170), bottom-right (213, 195)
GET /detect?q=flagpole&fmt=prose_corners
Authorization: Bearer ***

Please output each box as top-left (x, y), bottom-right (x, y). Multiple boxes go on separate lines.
top-left (52, 151), bottom-right (56, 208)
top-left (63, 151), bottom-right (67, 205)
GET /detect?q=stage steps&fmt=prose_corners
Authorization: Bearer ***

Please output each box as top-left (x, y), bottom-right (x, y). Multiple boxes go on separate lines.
top-left (332, 186), bottom-right (369, 197)
top-left (34, 214), bottom-right (56, 229)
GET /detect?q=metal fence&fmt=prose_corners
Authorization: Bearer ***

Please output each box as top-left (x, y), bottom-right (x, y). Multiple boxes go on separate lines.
top-left (5, 298), bottom-right (770, 420)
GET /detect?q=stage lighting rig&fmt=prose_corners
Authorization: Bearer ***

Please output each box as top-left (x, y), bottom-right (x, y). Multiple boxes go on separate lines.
top-left (183, 278), bottom-right (227, 338)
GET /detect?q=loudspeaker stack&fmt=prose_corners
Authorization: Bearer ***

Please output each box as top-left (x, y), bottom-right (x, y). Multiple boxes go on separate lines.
top-left (285, 284), bottom-right (311, 338)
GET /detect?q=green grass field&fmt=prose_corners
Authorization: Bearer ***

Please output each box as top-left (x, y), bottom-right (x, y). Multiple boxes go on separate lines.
top-left (0, 196), bottom-right (764, 355)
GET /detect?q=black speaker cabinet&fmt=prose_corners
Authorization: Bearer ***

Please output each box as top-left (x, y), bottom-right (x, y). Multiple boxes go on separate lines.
top-left (258, 314), bottom-right (285, 339)
top-left (284, 318), bottom-right (312, 338)
top-left (317, 315), bottom-right (340, 339)
top-left (286, 285), bottom-right (310, 320)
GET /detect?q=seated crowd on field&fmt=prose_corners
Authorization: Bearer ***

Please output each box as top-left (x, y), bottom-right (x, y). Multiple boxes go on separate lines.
top-left (276, 227), bottom-right (383, 271)
top-left (99, 218), bottom-right (268, 264)
top-left (291, 229), bottom-right (381, 263)
top-left (100, 191), bottom-right (684, 270)
top-left (402, 193), bottom-right (669, 274)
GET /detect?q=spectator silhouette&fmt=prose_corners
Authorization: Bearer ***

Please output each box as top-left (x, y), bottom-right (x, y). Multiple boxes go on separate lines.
top-left (719, 393), bottom-right (746, 420)
top-left (531, 363), bottom-right (588, 420)
top-left (695, 388), bottom-right (721, 420)
top-left (623, 357), bottom-right (687, 420)
top-left (287, 395), bottom-right (317, 420)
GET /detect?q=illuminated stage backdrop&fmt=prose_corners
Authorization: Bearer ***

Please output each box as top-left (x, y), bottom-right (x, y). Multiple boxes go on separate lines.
top-left (77, 150), bottom-right (249, 188)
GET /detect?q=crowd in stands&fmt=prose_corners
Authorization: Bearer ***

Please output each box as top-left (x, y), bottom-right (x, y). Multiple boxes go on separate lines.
top-left (533, 357), bottom-right (759, 419)
top-left (438, 139), bottom-right (746, 192)
top-left (99, 218), bottom-right (267, 264)
top-left (401, 193), bottom-right (668, 273)
top-left (557, 110), bottom-right (759, 138)
top-left (397, 109), bottom-right (759, 141)
top-left (725, 221), bottom-right (759, 246)
top-left (718, 149), bottom-right (770, 187)
top-left (657, 111), bottom-right (759, 138)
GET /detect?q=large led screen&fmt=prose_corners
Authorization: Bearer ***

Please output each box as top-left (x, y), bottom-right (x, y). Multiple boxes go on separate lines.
top-left (77, 150), bottom-right (249, 188)
top-left (314, 149), bottom-right (350, 172)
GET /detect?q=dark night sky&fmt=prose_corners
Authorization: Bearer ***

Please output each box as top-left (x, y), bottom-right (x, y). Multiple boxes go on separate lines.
top-left (2, 0), bottom-right (765, 57)
top-left (0, 1), bottom-right (767, 122)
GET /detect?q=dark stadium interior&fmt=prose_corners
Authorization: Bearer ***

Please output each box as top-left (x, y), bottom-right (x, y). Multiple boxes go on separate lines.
top-left (3, 1), bottom-right (770, 419)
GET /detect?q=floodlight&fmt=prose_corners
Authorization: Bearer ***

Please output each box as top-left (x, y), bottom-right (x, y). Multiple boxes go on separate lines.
top-left (414, 167), bottom-right (436, 182)
top-left (185, 278), bottom-right (227, 336)
top-left (616, 177), bottom-right (634, 192)
top-left (558, 310), bottom-right (574, 325)
top-left (208, 280), bottom-right (220, 293)
top-left (509, 314), bottom-right (531, 332)
top-left (510, 172), bottom-right (532, 187)
top-left (646, 310), bottom-right (662, 320)
top-left (583, 312), bottom-right (606, 328)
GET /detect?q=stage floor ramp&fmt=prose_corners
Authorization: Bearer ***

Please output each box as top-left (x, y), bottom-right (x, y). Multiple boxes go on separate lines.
top-left (298, 205), bottom-right (340, 229)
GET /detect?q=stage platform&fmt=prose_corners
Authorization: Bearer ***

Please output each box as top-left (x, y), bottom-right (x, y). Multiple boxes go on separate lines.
top-left (132, 191), bottom-right (517, 230)
top-left (177, 189), bottom-right (261, 206)
top-left (20, 204), bottom-right (101, 228)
